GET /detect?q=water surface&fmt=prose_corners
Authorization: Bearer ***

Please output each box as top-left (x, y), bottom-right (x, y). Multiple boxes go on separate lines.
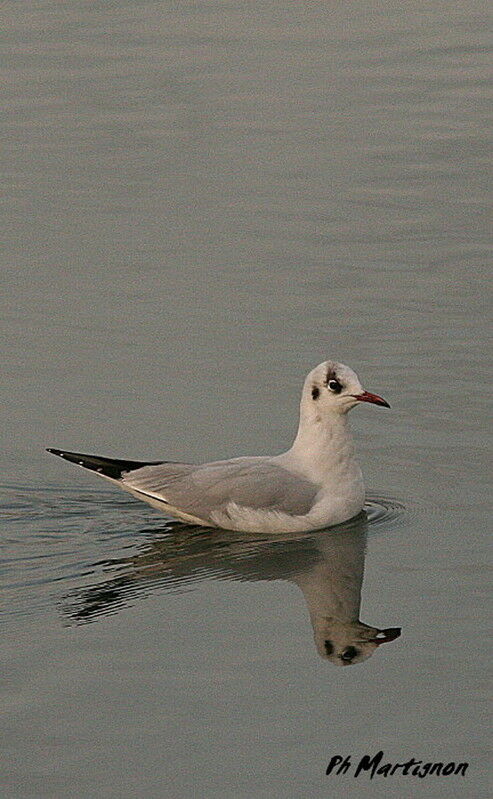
top-left (1, 1), bottom-right (491, 797)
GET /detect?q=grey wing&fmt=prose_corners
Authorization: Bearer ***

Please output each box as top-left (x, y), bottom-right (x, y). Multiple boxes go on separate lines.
top-left (121, 457), bottom-right (319, 523)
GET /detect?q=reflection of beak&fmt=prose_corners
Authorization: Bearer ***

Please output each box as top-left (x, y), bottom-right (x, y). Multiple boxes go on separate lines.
top-left (352, 390), bottom-right (390, 408)
top-left (372, 627), bottom-right (401, 646)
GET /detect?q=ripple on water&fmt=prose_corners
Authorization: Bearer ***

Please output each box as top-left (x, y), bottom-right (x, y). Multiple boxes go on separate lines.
top-left (0, 483), bottom-right (166, 620)
top-left (0, 484), bottom-right (406, 622)
top-left (364, 494), bottom-right (406, 527)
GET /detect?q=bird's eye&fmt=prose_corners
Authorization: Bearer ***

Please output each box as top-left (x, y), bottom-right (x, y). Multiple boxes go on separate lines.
top-left (328, 379), bottom-right (342, 393)
top-left (340, 646), bottom-right (359, 662)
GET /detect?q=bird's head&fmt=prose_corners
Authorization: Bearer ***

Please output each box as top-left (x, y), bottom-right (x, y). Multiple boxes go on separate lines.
top-left (318, 623), bottom-right (402, 666)
top-left (304, 360), bottom-right (390, 416)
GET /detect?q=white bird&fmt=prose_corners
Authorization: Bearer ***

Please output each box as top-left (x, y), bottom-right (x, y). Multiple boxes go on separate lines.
top-left (47, 360), bottom-right (390, 533)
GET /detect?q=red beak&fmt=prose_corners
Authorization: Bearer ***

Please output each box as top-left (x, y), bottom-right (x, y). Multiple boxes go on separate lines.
top-left (353, 390), bottom-right (390, 408)
top-left (371, 627), bottom-right (401, 646)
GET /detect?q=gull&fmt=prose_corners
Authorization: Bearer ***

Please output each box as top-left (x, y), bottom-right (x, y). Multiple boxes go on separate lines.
top-left (47, 360), bottom-right (390, 533)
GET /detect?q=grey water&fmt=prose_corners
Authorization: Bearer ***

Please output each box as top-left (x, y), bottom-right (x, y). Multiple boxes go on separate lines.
top-left (1, 1), bottom-right (491, 797)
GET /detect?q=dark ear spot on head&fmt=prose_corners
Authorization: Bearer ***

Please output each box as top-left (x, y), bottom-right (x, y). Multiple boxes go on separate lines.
top-left (324, 640), bottom-right (334, 655)
top-left (311, 386), bottom-right (320, 400)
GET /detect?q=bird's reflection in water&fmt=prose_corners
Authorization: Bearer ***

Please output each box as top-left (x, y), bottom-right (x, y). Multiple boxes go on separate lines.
top-left (63, 512), bottom-right (401, 666)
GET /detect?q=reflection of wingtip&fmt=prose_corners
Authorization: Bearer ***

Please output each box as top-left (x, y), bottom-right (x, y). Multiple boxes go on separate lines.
top-left (374, 627), bottom-right (402, 645)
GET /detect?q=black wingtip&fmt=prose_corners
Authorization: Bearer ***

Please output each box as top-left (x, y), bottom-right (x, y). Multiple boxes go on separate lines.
top-left (46, 448), bottom-right (165, 479)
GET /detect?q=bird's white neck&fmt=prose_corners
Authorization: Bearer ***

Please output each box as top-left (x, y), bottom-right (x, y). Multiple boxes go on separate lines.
top-left (286, 402), bottom-right (360, 486)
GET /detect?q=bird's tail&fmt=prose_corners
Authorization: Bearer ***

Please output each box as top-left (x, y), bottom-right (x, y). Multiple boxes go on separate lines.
top-left (46, 448), bottom-right (163, 480)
